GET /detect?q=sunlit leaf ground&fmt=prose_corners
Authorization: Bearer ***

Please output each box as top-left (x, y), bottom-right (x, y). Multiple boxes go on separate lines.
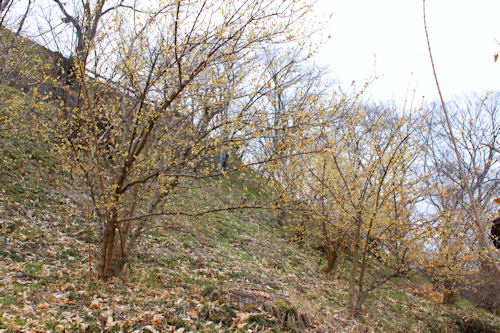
top-left (0, 127), bottom-right (500, 332)
top-left (0, 87), bottom-right (498, 332)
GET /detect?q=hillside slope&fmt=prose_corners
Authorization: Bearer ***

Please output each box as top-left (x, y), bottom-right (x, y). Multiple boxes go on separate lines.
top-left (1, 85), bottom-right (499, 332)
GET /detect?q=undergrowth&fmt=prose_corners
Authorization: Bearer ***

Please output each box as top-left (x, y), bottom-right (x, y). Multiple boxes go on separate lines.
top-left (0, 85), bottom-right (498, 332)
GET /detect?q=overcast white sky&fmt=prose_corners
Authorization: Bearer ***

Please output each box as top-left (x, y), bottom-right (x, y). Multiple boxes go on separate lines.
top-left (314, 0), bottom-right (500, 105)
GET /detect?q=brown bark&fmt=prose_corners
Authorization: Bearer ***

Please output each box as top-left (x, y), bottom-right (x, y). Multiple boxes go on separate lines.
top-left (353, 291), bottom-right (368, 318)
top-left (325, 245), bottom-right (338, 273)
top-left (99, 208), bottom-right (125, 280)
top-left (99, 222), bottom-right (114, 279)
top-left (354, 219), bottom-right (375, 316)
top-left (442, 280), bottom-right (456, 304)
top-left (347, 216), bottom-right (362, 315)
top-left (112, 186), bottom-right (140, 278)
top-left (100, 224), bottom-right (129, 280)
top-left (442, 290), bottom-right (456, 305)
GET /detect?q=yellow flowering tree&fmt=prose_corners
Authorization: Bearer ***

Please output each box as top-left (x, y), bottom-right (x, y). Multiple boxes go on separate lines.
top-left (20, 0), bottom-right (317, 280)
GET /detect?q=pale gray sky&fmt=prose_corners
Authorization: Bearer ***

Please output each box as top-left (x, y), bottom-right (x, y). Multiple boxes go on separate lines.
top-left (314, 0), bottom-right (500, 105)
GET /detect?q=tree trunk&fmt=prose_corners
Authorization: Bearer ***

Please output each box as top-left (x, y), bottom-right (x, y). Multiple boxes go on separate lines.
top-left (442, 280), bottom-right (456, 304)
top-left (99, 210), bottom-right (129, 280)
top-left (354, 227), bottom-right (372, 317)
top-left (442, 289), bottom-right (456, 304)
top-left (347, 218), bottom-right (362, 314)
top-left (325, 245), bottom-right (338, 273)
top-left (100, 220), bottom-right (115, 280)
top-left (353, 291), bottom-right (368, 318)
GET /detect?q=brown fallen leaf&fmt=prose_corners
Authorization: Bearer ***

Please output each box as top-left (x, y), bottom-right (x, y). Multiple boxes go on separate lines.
top-left (186, 310), bottom-right (198, 319)
top-left (89, 299), bottom-right (101, 310)
top-left (236, 312), bottom-right (263, 324)
top-left (144, 325), bottom-right (158, 332)
top-left (106, 315), bottom-right (114, 327)
top-left (152, 313), bottom-right (164, 325)
top-left (36, 303), bottom-right (50, 311)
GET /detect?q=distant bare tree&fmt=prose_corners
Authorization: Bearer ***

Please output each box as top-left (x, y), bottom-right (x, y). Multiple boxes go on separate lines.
top-left (422, 92), bottom-right (500, 303)
top-left (424, 93), bottom-right (499, 232)
top-left (0, 0), bottom-right (33, 82)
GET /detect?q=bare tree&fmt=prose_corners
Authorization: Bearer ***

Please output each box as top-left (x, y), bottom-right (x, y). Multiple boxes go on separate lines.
top-left (0, 0), bottom-right (34, 83)
top-left (422, 92), bottom-right (500, 303)
top-left (423, 0), bottom-right (500, 273)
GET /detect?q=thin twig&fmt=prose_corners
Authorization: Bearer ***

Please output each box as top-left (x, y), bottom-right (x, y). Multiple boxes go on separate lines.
top-left (116, 204), bottom-right (313, 224)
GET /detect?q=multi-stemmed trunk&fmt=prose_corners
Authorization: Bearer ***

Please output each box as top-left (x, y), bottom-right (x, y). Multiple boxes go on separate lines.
top-left (99, 220), bottom-right (133, 280)
top-left (100, 210), bottom-right (124, 280)
top-left (99, 187), bottom-right (142, 280)
top-left (347, 216), bottom-right (362, 316)
top-left (442, 280), bottom-right (457, 304)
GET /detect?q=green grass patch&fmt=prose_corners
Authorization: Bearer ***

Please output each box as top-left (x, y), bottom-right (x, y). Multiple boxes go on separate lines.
top-left (24, 261), bottom-right (43, 279)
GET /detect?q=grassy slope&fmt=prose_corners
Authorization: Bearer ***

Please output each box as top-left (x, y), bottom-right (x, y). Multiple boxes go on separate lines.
top-left (0, 86), bottom-right (499, 332)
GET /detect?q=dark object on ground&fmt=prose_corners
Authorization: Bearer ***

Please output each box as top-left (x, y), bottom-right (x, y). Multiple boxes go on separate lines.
top-left (491, 217), bottom-right (500, 249)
